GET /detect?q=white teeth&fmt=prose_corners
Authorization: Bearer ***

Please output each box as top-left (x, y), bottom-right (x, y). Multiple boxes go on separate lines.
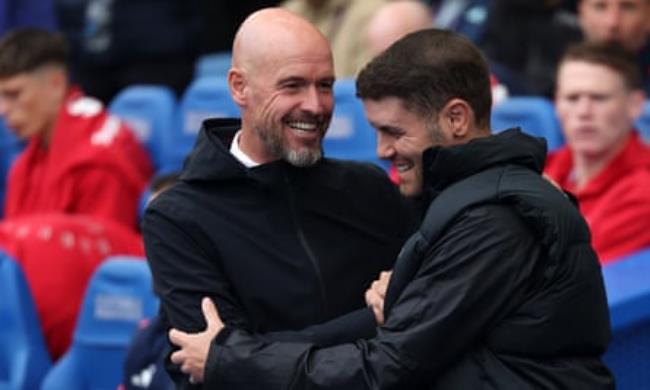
top-left (287, 121), bottom-right (317, 131)
top-left (396, 163), bottom-right (412, 173)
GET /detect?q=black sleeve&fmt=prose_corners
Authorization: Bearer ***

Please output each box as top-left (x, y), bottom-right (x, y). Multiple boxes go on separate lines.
top-left (203, 205), bottom-right (542, 389)
top-left (143, 200), bottom-right (382, 387)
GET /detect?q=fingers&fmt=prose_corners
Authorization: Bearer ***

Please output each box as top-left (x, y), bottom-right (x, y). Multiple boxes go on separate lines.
top-left (201, 297), bottom-right (222, 330)
top-left (365, 288), bottom-right (385, 325)
top-left (170, 349), bottom-right (185, 365)
top-left (169, 328), bottom-right (188, 347)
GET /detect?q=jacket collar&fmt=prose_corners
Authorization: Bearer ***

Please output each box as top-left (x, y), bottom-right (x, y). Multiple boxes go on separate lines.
top-left (422, 128), bottom-right (547, 201)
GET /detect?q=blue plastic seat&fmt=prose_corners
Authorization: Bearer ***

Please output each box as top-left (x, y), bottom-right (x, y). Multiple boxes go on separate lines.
top-left (40, 257), bottom-right (159, 390)
top-left (491, 96), bottom-right (564, 151)
top-left (601, 247), bottom-right (650, 389)
top-left (323, 78), bottom-right (385, 169)
top-left (170, 77), bottom-right (240, 171)
top-left (635, 100), bottom-right (650, 143)
top-left (0, 119), bottom-right (23, 218)
top-left (0, 250), bottom-right (52, 390)
top-left (109, 85), bottom-right (177, 172)
top-left (194, 52), bottom-right (232, 80)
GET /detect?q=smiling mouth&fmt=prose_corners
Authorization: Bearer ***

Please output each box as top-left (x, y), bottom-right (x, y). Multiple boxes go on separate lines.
top-left (285, 120), bottom-right (319, 133)
top-left (394, 161), bottom-right (414, 173)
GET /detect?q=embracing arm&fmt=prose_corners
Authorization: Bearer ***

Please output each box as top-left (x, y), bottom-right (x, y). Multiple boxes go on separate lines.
top-left (198, 205), bottom-right (542, 389)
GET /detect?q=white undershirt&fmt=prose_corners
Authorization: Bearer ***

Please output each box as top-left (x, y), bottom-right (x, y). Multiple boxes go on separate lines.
top-left (229, 130), bottom-right (261, 168)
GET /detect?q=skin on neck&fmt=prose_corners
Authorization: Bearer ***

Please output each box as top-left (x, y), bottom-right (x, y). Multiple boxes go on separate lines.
top-left (571, 134), bottom-right (629, 190)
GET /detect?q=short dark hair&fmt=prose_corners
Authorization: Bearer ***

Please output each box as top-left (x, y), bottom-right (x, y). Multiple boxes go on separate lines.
top-left (558, 42), bottom-right (642, 91)
top-left (0, 28), bottom-right (68, 78)
top-left (356, 28), bottom-right (492, 128)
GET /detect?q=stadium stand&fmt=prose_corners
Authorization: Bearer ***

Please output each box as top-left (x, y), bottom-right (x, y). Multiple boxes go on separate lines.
top-left (41, 257), bottom-right (158, 390)
top-left (109, 85), bottom-right (177, 173)
top-left (491, 96), bottom-right (564, 151)
top-left (602, 247), bottom-right (650, 389)
top-left (0, 250), bottom-right (51, 390)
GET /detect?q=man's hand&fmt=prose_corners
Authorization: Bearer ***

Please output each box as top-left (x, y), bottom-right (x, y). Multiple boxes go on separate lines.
top-left (365, 270), bottom-right (392, 325)
top-left (169, 297), bottom-right (224, 384)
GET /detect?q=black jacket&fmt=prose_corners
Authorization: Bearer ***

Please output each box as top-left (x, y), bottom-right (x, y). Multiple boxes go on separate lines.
top-left (204, 129), bottom-right (614, 389)
top-left (143, 119), bottom-right (414, 380)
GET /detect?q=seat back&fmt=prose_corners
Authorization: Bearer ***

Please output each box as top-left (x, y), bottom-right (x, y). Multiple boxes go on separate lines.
top-left (635, 100), bottom-right (650, 143)
top-left (194, 52), bottom-right (232, 80)
top-left (491, 96), bottom-right (564, 151)
top-left (0, 119), bottom-right (23, 217)
top-left (324, 78), bottom-right (385, 169)
top-left (41, 257), bottom-right (159, 390)
top-left (0, 250), bottom-right (51, 390)
top-left (602, 247), bottom-right (650, 389)
top-left (109, 85), bottom-right (177, 172)
top-left (170, 77), bottom-right (240, 171)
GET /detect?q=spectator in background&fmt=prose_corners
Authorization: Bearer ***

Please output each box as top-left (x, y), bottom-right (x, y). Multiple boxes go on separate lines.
top-left (481, 0), bottom-right (650, 97)
top-left (545, 42), bottom-right (650, 263)
top-left (366, 0), bottom-right (433, 57)
top-left (56, 0), bottom-right (202, 104)
top-left (578, 0), bottom-right (650, 94)
top-left (0, 0), bottom-right (57, 34)
top-left (0, 29), bottom-right (152, 231)
top-left (282, 0), bottom-right (391, 78)
top-left (143, 8), bottom-right (414, 387)
top-left (0, 213), bottom-right (145, 360)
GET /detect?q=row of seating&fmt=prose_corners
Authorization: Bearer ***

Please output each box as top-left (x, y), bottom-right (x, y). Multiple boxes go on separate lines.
top-left (2, 244), bottom-right (649, 388)
top-left (0, 251), bottom-right (158, 389)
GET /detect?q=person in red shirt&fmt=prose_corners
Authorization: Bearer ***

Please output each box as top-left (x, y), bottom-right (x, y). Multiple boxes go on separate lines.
top-left (0, 213), bottom-right (145, 360)
top-left (0, 29), bottom-right (152, 231)
top-left (545, 42), bottom-right (650, 264)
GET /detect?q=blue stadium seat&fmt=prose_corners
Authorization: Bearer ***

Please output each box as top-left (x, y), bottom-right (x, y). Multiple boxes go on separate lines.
top-left (109, 85), bottom-right (177, 172)
top-left (324, 78), bottom-right (385, 169)
top-left (635, 100), bottom-right (650, 143)
top-left (194, 52), bottom-right (232, 80)
top-left (41, 257), bottom-right (159, 390)
top-left (602, 248), bottom-right (650, 389)
top-left (0, 119), bottom-right (23, 217)
top-left (0, 250), bottom-right (52, 390)
top-left (491, 96), bottom-right (564, 151)
top-left (170, 77), bottom-right (240, 171)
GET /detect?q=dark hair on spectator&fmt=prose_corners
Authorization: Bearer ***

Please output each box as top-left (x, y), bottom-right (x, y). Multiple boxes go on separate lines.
top-left (356, 28), bottom-right (492, 129)
top-left (559, 42), bottom-right (642, 90)
top-left (0, 28), bottom-right (68, 78)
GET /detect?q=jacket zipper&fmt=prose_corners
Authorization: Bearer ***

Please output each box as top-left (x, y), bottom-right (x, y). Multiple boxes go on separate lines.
top-left (284, 172), bottom-right (328, 316)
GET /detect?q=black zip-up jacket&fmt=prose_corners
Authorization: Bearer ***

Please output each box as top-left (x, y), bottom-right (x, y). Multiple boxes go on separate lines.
top-left (202, 129), bottom-right (614, 389)
top-left (143, 119), bottom-right (415, 383)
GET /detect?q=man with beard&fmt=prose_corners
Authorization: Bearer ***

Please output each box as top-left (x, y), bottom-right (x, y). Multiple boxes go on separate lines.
top-left (169, 29), bottom-right (613, 389)
top-left (142, 8), bottom-right (414, 387)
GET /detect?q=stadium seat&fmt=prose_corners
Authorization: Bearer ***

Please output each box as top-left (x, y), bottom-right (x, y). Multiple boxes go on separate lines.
top-left (602, 247), bottom-right (650, 389)
top-left (635, 100), bottom-right (650, 143)
top-left (169, 77), bottom-right (240, 171)
top-left (323, 78), bottom-right (385, 169)
top-left (491, 96), bottom-right (564, 151)
top-left (40, 257), bottom-right (159, 390)
top-left (0, 250), bottom-right (52, 390)
top-left (109, 85), bottom-right (177, 172)
top-left (194, 52), bottom-right (232, 80)
top-left (0, 119), bottom-right (23, 218)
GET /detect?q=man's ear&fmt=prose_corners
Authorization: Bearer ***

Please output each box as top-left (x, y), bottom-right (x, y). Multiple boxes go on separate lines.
top-left (439, 98), bottom-right (473, 139)
top-left (228, 68), bottom-right (247, 107)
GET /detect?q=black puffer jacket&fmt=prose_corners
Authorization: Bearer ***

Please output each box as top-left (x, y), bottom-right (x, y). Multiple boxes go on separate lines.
top-left (204, 129), bottom-right (614, 389)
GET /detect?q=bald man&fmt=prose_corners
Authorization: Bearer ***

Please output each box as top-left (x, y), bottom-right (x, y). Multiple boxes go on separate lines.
top-left (366, 0), bottom-right (433, 57)
top-left (142, 8), bottom-right (414, 387)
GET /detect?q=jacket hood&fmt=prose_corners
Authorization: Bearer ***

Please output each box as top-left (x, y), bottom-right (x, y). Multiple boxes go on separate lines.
top-left (181, 118), bottom-right (246, 182)
top-left (423, 128), bottom-right (547, 198)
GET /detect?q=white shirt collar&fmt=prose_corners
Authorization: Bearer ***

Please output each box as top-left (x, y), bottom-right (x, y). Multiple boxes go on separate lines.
top-left (230, 130), bottom-right (261, 168)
